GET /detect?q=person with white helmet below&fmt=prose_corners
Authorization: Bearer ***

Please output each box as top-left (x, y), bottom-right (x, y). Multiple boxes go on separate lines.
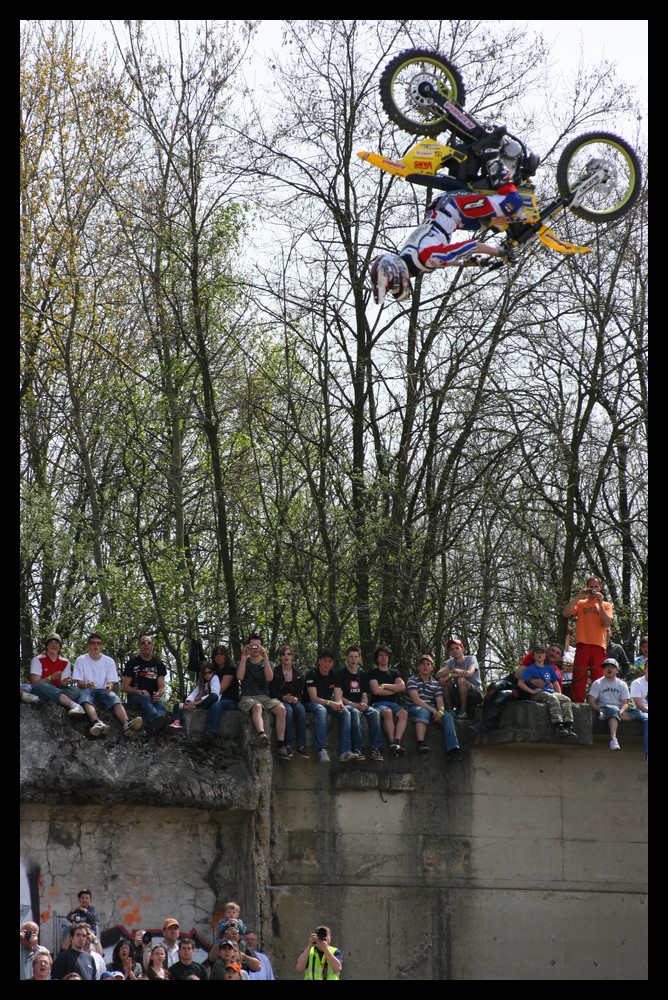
top-left (370, 135), bottom-right (525, 304)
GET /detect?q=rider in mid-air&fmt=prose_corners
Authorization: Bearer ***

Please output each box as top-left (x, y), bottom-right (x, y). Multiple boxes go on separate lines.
top-left (371, 133), bottom-right (524, 304)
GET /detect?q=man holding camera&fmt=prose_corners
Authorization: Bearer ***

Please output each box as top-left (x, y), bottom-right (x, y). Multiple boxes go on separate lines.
top-left (562, 576), bottom-right (614, 703)
top-left (20, 921), bottom-right (45, 980)
top-left (295, 926), bottom-right (342, 981)
top-left (237, 634), bottom-right (289, 756)
top-left (140, 917), bottom-right (181, 970)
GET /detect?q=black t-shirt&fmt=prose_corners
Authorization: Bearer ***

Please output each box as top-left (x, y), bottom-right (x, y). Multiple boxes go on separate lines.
top-left (169, 960), bottom-right (209, 981)
top-left (240, 658), bottom-right (268, 698)
top-left (335, 667), bottom-right (369, 704)
top-left (51, 947), bottom-right (97, 981)
top-left (219, 663), bottom-right (240, 703)
top-left (123, 655), bottom-right (167, 695)
top-left (368, 667), bottom-right (402, 705)
top-left (303, 668), bottom-right (338, 703)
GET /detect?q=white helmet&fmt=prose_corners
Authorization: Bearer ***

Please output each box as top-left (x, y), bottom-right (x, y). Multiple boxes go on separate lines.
top-left (370, 254), bottom-right (411, 305)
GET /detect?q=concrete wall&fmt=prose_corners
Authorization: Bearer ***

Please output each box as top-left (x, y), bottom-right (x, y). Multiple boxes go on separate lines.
top-left (20, 701), bottom-right (648, 980)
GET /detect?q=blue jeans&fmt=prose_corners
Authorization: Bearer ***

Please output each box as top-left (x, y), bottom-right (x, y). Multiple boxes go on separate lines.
top-left (305, 702), bottom-right (352, 753)
top-left (126, 692), bottom-right (167, 724)
top-left (346, 706), bottom-right (383, 750)
top-left (78, 687), bottom-right (121, 709)
top-left (31, 681), bottom-right (81, 705)
top-left (284, 701), bottom-right (307, 748)
top-left (406, 704), bottom-right (459, 751)
top-left (205, 697), bottom-right (238, 735)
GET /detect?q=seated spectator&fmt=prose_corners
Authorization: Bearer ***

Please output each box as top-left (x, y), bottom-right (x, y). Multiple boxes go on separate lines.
top-left (29, 632), bottom-right (85, 719)
top-left (368, 644), bottom-right (408, 758)
top-left (630, 661), bottom-right (648, 759)
top-left (631, 635), bottom-right (648, 679)
top-left (334, 645), bottom-right (385, 761)
top-left (237, 634), bottom-right (289, 758)
top-left (587, 658), bottom-right (644, 751)
top-left (405, 654), bottom-right (463, 760)
top-left (121, 634), bottom-right (168, 735)
top-left (72, 634), bottom-right (143, 738)
top-left (30, 950), bottom-right (53, 980)
top-left (469, 664), bottom-right (533, 734)
top-left (303, 650), bottom-right (358, 763)
top-left (437, 638), bottom-right (483, 719)
top-left (205, 645), bottom-right (240, 742)
top-left (215, 900), bottom-right (248, 940)
top-left (560, 628), bottom-right (575, 696)
top-left (66, 888), bottom-right (100, 937)
top-left (270, 644), bottom-right (308, 758)
top-left (170, 660), bottom-right (220, 730)
top-left (145, 944), bottom-right (171, 980)
top-left (108, 938), bottom-right (143, 979)
top-left (517, 643), bottom-right (577, 737)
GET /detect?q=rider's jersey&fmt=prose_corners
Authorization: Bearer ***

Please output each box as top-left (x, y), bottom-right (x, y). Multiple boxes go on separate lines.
top-left (400, 184), bottom-right (521, 273)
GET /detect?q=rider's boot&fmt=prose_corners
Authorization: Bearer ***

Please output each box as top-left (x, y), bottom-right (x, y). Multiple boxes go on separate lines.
top-left (370, 254), bottom-right (412, 305)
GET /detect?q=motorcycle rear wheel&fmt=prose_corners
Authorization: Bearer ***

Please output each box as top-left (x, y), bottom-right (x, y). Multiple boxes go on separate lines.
top-left (556, 132), bottom-right (641, 223)
top-left (379, 48), bottom-right (466, 137)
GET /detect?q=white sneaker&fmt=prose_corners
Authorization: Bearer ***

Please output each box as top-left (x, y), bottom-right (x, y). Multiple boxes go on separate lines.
top-left (124, 718), bottom-right (142, 737)
top-left (609, 737), bottom-right (621, 750)
top-left (89, 721), bottom-right (108, 737)
top-left (67, 704), bottom-right (85, 716)
top-left (21, 691), bottom-right (40, 704)
top-left (318, 749), bottom-right (330, 763)
top-left (129, 716), bottom-right (143, 731)
top-left (339, 751), bottom-right (359, 763)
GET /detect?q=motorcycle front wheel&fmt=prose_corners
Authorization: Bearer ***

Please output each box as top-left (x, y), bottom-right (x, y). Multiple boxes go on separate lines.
top-left (556, 132), bottom-right (642, 223)
top-left (379, 48), bottom-right (466, 137)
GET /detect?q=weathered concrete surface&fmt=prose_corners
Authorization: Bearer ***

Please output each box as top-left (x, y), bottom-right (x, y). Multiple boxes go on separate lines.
top-left (20, 700), bottom-right (647, 980)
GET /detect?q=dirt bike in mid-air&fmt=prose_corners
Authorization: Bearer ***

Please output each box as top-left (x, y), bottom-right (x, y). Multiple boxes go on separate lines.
top-left (358, 49), bottom-right (642, 278)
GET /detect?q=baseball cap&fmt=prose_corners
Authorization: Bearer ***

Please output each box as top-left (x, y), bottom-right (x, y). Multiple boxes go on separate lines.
top-left (163, 918), bottom-right (180, 929)
top-left (220, 939), bottom-right (235, 947)
top-left (45, 632), bottom-right (62, 644)
top-left (227, 963), bottom-right (242, 973)
top-left (446, 637), bottom-right (464, 648)
top-left (602, 658), bottom-right (619, 668)
top-left (532, 642), bottom-right (548, 652)
top-left (418, 653), bottom-right (434, 664)
top-left (547, 641), bottom-right (564, 654)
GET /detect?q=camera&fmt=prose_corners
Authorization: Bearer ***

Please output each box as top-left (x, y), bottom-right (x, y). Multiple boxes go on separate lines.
top-left (316, 927), bottom-right (327, 940)
top-left (142, 932), bottom-right (152, 945)
top-left (251, 644), bottom-right (259, 651)
top-left (23, 929), bottom-right (33, 942)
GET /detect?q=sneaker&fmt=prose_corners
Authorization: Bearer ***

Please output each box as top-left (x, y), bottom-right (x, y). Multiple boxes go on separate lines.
top-left (124, 719), bottom-right (140, 737)
top-left (610, 737), bottom-right (621, 750)
top-left (296, 746), bottom-right (310, 759)
top-left (339, 751), bottom-right (359, 763)
top-left (416, 741), bottom-right (430, 754)
top-left (353, 747), bottom-right (366, 761)
top-left (276, 746), bottom-right (292, 761)
top-left (21, 691), bottom-right (40, 704)
top-left (390, 741), bottom-right (406, 757)
top-left (67, 704), bottom-right (85, 716)
top-left (564, 726), bottom-right (577, 737)
top-left (169, 720), bottom-right (182, 729)
top-left (129, 715), bottom-right (144, 732)
top-left (89, 721), bottom-right (108, 737)
top-left (447, 747), bottom-right (464, 761)
top-left (318, 749), bottom-right (330, 763)
top-left (554, 723), bottom-right (568, 737)
top-left (370, 748), bottom-right (384, 762)
top-left (468, 723), bottom-right (485, 734)
top-left (453, 708), bottom-right (468, 720)
top-left (258, 731), bottom-right (270, 747)
top-left (284, 745), bottom-right (294, 758)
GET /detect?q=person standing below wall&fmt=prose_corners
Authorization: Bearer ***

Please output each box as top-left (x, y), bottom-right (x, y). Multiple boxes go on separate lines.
top-left (295, 926), bottom-right (342, 981)
top-left (562, 576), bottom-right (614, 703)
